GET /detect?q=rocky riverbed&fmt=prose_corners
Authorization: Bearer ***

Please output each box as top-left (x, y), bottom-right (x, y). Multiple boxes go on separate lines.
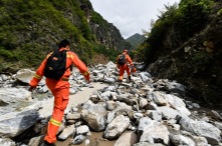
top-left (0, 61), bottom-right (222, 146)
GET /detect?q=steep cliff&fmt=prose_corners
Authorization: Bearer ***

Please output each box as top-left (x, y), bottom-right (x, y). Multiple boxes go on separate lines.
top-left (138, 0), bottom-right (222, 109)
top-left (0, 0), bottom-right (130, 73)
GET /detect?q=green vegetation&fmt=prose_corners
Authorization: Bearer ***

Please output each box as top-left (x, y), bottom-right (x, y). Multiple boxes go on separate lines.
top-left (137, 0), bottom-right (215, 65)
top-left (0, 0), bottom-right (123, 73)
top-left (92, 44), bottom-right (120, 62)
top-left (125, 33), bottom-right (146, 50)
top-left (135, 0), bottom-right (222, 108)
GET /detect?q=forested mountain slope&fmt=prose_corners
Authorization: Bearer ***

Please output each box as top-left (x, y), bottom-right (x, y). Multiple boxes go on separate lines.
top-left (136, 0), bottom-right (222, 109)
top-left (0, 0), bottom-right (130, 73)
top-left (126, 33), bottom-right (146, 50)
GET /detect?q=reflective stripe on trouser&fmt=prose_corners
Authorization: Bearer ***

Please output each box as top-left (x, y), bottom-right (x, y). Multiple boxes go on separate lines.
top-left (118, 64), bottom-right (130, 80)
top-left (44, 87), bottom-right (69, 143)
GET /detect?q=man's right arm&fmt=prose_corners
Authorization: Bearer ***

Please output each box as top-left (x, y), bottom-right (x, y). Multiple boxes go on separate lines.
top-left (29, 53), bottom-right (51, 90)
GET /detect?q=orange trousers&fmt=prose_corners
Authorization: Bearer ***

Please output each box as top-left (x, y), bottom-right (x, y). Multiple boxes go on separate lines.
top-left (118, 64), bottom-right (131, 80)
top-left (44, 79), bottom-right (70, 143)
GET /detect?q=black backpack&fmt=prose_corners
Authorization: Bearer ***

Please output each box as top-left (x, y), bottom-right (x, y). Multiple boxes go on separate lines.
top-left (117, 54), bottom-right (126, 65)
top-left (44, 49), bottom-right (68, 80)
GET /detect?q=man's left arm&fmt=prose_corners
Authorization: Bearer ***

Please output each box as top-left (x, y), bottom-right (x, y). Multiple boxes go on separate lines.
top-left (70, 52), bottom-right (90, 82)
top-left (126, 55), bottom-right (133, 66)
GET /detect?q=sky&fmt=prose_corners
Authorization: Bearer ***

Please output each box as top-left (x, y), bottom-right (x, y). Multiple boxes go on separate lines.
top-left (89, 0), bottom-right (180, 39)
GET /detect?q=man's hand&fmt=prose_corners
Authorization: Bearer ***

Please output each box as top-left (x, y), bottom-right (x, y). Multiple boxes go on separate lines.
top-left (85, 78), bottom-right (91, 84)
top-left (84, 74), bottom-right (91, 84)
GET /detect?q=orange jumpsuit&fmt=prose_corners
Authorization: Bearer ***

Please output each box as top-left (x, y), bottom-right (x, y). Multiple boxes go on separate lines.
top-left (116, 52), bottom-right (133, 81)
top-left (29, 47), bottom-right (90, 144)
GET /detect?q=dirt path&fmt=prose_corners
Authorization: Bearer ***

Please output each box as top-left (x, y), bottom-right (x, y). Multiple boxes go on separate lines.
top-left (38, 82), bottom-right (108, 118)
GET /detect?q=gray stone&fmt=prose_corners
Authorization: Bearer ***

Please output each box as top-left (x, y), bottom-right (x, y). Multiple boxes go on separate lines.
top-left (138, 117), bottom-right (170, 145)
top-left (81, 104), bottom-right (107, 131)
top-left (58, 125), bottom-right (75, 140)
top-left (170, 134), bottom-right (195, 146)
top-left (180, 117), bottom-right (221, 145)
top-left (114, 131), bottom-right (138, 146)
top-left (0, 88), bottom-right (32, 103)
top-left (104, 115), bottom-right (130, 139)
top-left (0, 109), bottom-right (40, 137)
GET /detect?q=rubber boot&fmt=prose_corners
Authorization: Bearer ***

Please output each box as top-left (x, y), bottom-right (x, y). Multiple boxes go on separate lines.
top-left (128, 75), bottom-right (131, 82)
top-left (40, 140), bottom-right (55, 146)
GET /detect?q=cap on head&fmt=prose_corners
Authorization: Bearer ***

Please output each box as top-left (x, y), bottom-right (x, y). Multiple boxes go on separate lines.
top-left (58, 39), bottom-right (70, 48)
top-left (123, 49), bottom-right (128, 53)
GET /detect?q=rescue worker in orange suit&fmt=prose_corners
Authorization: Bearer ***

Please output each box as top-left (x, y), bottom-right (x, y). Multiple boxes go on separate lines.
top-left (116, 49), bottom-right (134, 82)
top-left (29, 39), bottom-right (90, 146)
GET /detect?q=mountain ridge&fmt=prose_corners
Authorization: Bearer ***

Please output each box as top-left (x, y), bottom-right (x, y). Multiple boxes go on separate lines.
top-left (125, 33), bottom-right (146, 49)
top-left (0, 0), bottom-right (131, 73)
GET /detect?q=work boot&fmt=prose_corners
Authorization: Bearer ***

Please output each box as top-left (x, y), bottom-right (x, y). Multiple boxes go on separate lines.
top-left (40, 141), bottom-right (55, 146)
top-left (128, 76), bottom-right (131, 81)
top-left (117, 76), bottom-right (123, 82)
top-left (117, 79), bottom-right (122, 82)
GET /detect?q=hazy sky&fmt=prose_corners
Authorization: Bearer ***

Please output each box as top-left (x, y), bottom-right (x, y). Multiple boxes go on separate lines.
top-left (89, 0), bottom-right (180, 39)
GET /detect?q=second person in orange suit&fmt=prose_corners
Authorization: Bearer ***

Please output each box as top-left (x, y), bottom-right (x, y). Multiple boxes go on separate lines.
top-left (116, 49), bottom-right (134, 82)
top-left (29, 39), bottom-right (90, 146)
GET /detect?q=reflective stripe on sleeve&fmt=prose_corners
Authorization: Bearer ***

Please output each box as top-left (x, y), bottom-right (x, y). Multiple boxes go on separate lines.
top-left (67, 54), bottom-right (74, 59)
top-left (50, 118), bottom-right (61, 126)
top-left (34, 74), bottom-right (42, 79)
top-left (82, 71), bottom-right (89, 76)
